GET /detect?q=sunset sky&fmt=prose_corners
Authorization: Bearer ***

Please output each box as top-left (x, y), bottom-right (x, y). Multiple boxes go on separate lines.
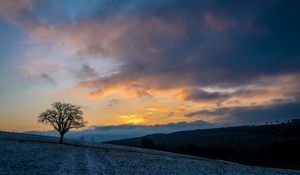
top-left (0, 0), bottom-right (300, 132)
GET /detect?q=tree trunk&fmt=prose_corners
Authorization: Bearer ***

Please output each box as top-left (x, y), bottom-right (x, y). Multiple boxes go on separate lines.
top-left (59, 133), bottom-right (64, 144)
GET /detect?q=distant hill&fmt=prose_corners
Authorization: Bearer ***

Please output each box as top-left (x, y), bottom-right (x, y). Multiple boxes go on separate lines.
top-left (106, 119), bottom-right (300, 169)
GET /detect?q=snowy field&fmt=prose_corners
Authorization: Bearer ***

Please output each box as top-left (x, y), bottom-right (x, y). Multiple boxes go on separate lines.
top-left (0, 131), bottom-right (299, 175)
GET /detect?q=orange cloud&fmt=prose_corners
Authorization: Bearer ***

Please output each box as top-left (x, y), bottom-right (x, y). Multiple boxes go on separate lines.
top-left (120, 114), bottom-right (145, 124)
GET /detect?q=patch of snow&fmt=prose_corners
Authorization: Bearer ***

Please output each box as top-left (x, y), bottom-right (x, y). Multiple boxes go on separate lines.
top-left (0, 131), bottom-right (299, 175)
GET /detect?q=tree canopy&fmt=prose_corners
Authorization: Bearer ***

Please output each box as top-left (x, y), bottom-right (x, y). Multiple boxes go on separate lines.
top-left (38, 102), bottom-right (87, 143)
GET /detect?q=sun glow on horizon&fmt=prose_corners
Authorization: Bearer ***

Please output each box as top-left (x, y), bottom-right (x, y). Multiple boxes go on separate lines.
top-left (120, 114), bottom-right (145, 124)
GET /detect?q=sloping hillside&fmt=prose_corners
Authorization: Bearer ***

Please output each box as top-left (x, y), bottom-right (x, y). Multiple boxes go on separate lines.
top-left (107, 121), bottom-right (300, 169)
top-left (0, 131), bottom-right (299, 175)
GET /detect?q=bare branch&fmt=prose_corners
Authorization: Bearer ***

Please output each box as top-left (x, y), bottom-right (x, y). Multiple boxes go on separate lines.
top-left (37, 102), bottom-right (87, 143)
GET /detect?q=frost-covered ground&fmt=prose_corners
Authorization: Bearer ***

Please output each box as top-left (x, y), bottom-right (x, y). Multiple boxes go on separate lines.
top-left (0, 131), bottom-right (299, 175)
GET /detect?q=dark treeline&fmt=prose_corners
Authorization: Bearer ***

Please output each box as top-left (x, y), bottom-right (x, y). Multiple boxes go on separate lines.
top-left (107, 119), bottom-right (300, 169)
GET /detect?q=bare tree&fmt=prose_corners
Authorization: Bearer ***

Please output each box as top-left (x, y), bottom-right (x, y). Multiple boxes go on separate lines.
top-left (38, 102), bottom-right (87, 144)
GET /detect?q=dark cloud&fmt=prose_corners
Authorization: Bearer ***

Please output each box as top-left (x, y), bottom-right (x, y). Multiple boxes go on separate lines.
top-left (74, 64), bottom-right (98, 80)
top-left (4, 1), bottom-right (300, 90)
top-left (185, 100), bottom-right (300, 125)
top-left (19, 69), bottom-right (57, 85)
top-left (107, 98), bottom-right (122, 107)
top-left (182, 87), bottom-right (280, 105)
top-left (72, 0), bottom-right (300, 95)
top-left (39, 72), bottom-right (56, 85)
top-left (183, 89), bottom-right (231, 104)
top-left (17, 59), bottom-right (62, 85)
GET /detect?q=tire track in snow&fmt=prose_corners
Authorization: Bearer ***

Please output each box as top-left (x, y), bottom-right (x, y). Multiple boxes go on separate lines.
top-left (54, 148), bottom-right (76, 175)
top-left (54, 146), bottom-right (89, 175)
top-left (87, 148), bottom-right (116, 175)
top-left (86, 148), bottom-right (106, 175)
top-left (54, 146), bottom-right (116, 175)
top-left (101, 150), bottom-right (116, 175)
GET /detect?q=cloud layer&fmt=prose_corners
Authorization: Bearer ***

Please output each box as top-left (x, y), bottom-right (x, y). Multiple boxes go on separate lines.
top-left (1, 0), bottom-right (300, 127)
top-left (27, 120), bottom-right (213, 142)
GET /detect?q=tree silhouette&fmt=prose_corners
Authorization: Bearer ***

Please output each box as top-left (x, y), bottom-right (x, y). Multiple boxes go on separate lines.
top-left (38, 102), bottom-right (87, 144)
